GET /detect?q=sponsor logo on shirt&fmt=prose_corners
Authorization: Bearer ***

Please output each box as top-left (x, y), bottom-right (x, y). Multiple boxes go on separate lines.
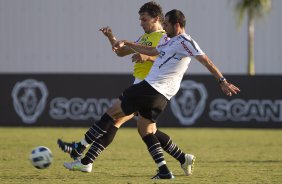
top-left (140, 37), bottom-right (152, 46)
top-left (181, 41), bottom-right (193, 56)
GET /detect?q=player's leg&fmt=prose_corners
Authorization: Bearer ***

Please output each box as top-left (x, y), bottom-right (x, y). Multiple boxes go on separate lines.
top-left (61, 113), bottom-right (118, 172)
top-left (154, 129), bottom-right (195, 176)
top-left (129, 81), bottom-right (174, 179)
top-left (57, 111), bottom-right (134, 158)
top-left (136, 119), bottom-right (195, 175)
top-left (58, 112), bottom-right (115, 159)
top-left (59, 100), bottom-right (130, 159)
top-left (63, 99), bottom-right (134, 172)
top-left (112, 114), bottom-right (135, 128)
top-left (62, 80), bottom-right (143, 168)
top-left (138, 116), bottom-right (174, 179)
top-left (78, 114), bottom-right (134, 165)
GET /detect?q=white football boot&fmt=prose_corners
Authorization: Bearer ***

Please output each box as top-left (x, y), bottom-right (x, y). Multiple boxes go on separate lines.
top-left (181, 154), bottom-right (196, 176)
top-left (63, 160), bottom-right (92, 173)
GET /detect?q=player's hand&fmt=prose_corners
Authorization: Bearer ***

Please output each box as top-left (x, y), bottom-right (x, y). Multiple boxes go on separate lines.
top-left (113, 41), bottom-right (126, 52)
top-left (132, 53), bottom-right (146, 63)
top-left (99, 26), bottom-right (113, 38)
top-left (220, 81), bottom-right (240, 96)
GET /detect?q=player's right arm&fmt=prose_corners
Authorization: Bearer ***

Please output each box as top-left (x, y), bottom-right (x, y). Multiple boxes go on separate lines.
top-left (131, 53), bottom-right (157, 63)
top-left (113, 40), bottom-right (159, 56)
top-left (115, 46), bottom-right (135, 57)
top-left (99, 26), bottom-right (135, 57)
top-left (131, 34), bottom-right (167, 63)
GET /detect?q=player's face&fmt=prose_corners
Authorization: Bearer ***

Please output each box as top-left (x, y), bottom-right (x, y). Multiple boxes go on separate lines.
top-left (163, 16), bottom-right (175, 38)
top-left (139, 12), bottom-right (158, 33)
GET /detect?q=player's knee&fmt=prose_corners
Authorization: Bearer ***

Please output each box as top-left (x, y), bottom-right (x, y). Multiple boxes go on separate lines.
top-left (99, 125), bottom-right (118, 147)
top-left (99, 135), bottom-right (113, 147)
top-left (138, 126), bottom-right (157, 138)
top-left (106, 99), bottom-right (127, 120)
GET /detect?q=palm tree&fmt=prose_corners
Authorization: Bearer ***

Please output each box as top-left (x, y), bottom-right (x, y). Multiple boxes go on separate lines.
top-left (234, 0), bottom-right (272, 75)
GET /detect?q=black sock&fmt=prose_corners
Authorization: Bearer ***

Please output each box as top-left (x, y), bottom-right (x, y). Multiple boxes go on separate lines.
top-left (159, 165), bottom-right (170, 175)
top-left (73, 142), bottom-right (86, 156)
top-left (84, 113), bottom-right (114, 144)
top-left (142, 134), bottom-right (170, 174)
top-left (81, 125), bottom-right (118, 165)
top-left (155, 129), bottom-right (186, 164)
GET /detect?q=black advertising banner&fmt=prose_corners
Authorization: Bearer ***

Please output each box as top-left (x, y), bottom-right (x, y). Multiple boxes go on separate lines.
top-left (0, 74), bottom-right (282, 128)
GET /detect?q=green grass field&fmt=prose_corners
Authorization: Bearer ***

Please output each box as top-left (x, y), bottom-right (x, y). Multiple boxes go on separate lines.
top-left (1, 127), bottom-right (282, 184)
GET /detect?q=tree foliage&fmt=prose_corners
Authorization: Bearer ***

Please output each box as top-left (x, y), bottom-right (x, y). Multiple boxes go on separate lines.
top-left (234, 0), bottom-right (272, 75)
top-left (235, 0), bottom-right (272, 28)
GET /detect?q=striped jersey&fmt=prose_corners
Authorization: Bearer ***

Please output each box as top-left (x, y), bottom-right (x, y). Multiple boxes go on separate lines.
top-left (133, 30), bottom-right (168, 80)
top-left (145, 33), bottom-right (205, 100)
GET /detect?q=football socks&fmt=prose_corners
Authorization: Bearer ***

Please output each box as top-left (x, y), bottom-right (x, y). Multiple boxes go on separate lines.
top-left (84, 113), bottom-right (114, 144)
top-left (142, 133), bottom-right (170, 174)
top-left (155, 129), bottom-right (186, 165)
top-left (81, 125), bottom-right (118, 165)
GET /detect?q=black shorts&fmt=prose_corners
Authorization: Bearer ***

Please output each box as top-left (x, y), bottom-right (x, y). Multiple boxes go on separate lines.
top-left (119, 80), bottom-right (168, 123)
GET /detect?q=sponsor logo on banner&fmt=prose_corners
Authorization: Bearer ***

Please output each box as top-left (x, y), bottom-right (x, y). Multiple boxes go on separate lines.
top-left (12, 79), bottom-right (48, 124)
top-left (9, 77), bottom-right (282, 127)
top-left (49, 97), bottom-right (115, 121)
top-left (170, 80), bottom-right (208, 125)
top-left (209, 99), bottom-right (282, 122)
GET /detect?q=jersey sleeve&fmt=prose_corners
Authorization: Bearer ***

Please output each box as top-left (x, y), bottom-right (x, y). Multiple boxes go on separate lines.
top-left (156, 36), bottom-right (170, 52)
top-left (156, 43), bottom-right (165, 52)
top-left (157, 34), bottom-right (170, 46)
top-left (180, 36), bottom-right (205, 56)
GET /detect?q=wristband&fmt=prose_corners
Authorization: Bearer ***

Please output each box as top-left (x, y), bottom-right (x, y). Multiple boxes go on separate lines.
top-left (219, 77), bottom-right (227, 84)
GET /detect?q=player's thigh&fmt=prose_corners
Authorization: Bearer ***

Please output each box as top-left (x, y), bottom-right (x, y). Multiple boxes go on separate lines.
top-left (106, 99), bottom-right (133, 120)
top-left (114, 114), bottom-right (135, 128)
top-left (136, 116), bottom-right (157, 138)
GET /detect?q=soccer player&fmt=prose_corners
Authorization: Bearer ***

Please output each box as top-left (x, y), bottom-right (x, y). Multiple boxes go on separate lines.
top-left (59, 1), bottom-right (195, 178)
top-left (63, 9), bottom-right (240, 179)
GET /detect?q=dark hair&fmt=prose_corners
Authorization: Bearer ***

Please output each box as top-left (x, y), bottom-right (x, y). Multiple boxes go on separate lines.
top-left (165, 9), bottom-right (186, 28)
top-left (139, 1), bottom-right (164, 23)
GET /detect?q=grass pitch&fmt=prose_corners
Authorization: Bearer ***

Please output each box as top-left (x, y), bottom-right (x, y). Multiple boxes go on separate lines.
top-left (0, 127), bottom-right (282, 184)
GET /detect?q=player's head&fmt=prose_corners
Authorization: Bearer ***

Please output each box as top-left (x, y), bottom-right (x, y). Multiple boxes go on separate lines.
top-left (138, 1), bottom-right (164, 33)
top-left (164, 9), bottom-right (186, 37)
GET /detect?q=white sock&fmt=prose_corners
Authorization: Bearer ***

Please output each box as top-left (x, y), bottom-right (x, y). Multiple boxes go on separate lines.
top-left (81, 138), bottom-right (90, 148)
top-left (157, 160), bottom-right (167, 167)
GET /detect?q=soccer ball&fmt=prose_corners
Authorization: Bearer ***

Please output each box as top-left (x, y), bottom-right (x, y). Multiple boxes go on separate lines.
top-left (29, 146), bottom-right (53, 169)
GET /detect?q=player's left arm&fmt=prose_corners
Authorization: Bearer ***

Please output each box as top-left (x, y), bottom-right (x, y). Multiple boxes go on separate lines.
top-left (195, 54), bottom-right (240, 96)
